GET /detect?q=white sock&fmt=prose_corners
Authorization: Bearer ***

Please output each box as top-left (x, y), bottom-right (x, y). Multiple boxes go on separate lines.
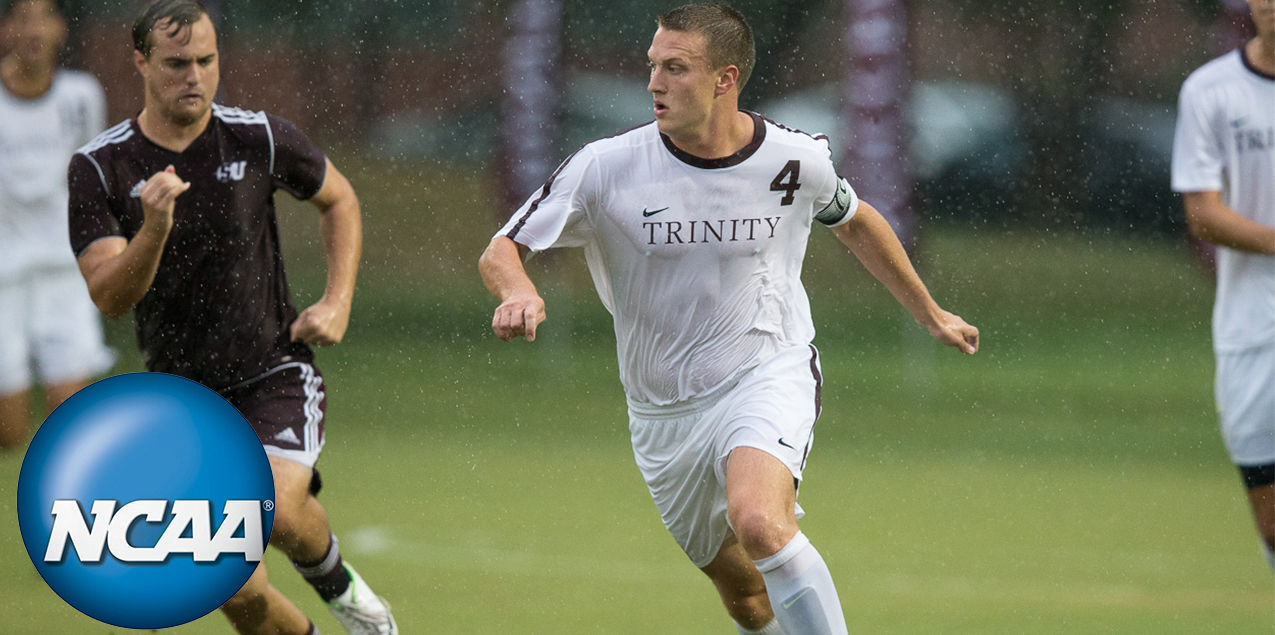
top-left (1262, 541), bottom-right (1274, 572)
top-left (752, 532), bottom-right (847, 635)
top-left (735, 618), bottom-right (785, 635)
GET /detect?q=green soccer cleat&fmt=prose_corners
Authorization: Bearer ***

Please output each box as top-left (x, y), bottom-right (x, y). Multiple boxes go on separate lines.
top-left (325, 562), bottom-right (398, 635)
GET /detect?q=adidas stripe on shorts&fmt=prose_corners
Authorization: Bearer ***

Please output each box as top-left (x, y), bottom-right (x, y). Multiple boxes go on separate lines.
top-left (220, 361), bottom-right (327, 468)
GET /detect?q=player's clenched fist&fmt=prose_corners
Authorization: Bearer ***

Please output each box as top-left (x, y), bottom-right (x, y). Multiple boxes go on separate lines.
top-left (139, 165), bottom-right (190, 230)
top-left (924, 309), bottom-right (979, 355)
top-left (290, 297), bottom-right (351, 347)
top-left (492, 294), bottom-right (545, 342)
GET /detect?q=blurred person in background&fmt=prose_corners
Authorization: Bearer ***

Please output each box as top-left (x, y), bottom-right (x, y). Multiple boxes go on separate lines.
top-left (0, 0), bottom-right (113, 450)
top-left (68, 1), bottom-right (396, 633)
top-left (481, 4), bottom-right (978, 634)
top-left (1171, 0), bottom-right (1275, 571)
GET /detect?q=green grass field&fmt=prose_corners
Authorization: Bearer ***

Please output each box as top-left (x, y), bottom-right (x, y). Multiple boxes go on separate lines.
top-left (0, 159), bottom-right (1270, 633)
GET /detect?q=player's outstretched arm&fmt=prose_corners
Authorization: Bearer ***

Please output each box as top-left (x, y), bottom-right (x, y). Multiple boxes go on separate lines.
top-left (290, 158), bottom-right (362, 347)
top-left (1183, 191), bottom-right (1275, 255)
top-left (829, 201), bottom-right (978, 354)
top-left (76, 166), bottom-right (189, 320)
top-left (479, 236), bottom-right (546, 342)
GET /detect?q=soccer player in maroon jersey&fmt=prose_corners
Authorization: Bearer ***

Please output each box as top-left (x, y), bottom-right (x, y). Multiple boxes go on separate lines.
top-left (68, 2), bottom-right (396, 633)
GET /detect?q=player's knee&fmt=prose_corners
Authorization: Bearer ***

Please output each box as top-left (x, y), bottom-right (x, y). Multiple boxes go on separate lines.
top-left (221, 573), bottom-right (270, 625)
top-left (730, 507), bottom-right (794, 559)
top-left (267, 496), bottom-right (310, 545)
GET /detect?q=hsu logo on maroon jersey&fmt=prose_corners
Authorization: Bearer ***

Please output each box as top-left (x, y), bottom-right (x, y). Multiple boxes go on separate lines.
top-left (215, 161), bottom-right (247, 183)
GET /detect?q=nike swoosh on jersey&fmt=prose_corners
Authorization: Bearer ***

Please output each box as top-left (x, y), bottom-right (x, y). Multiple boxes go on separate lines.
top-left (642, 206), bottom-right (670, 217)
top-left (778, 437), bottom-right (796, 449)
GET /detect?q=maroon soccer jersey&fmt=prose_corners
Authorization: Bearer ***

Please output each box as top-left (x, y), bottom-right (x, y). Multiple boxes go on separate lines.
top-left (68, 104), bottom-right (327, 390)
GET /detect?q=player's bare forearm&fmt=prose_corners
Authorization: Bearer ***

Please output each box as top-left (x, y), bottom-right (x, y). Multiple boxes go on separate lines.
top-left (1184, 192), bottom-right (1275, 255)
top-left (479, 236), bottom-right (546, 342)
top-left (830, 201), bottom-right (979, 354)
top-left (76, 227), bottom-right (168, 320)
top-left (831, 202), bottom-right (937, 323)
top-left (293, 159), bottom-right (361, 346)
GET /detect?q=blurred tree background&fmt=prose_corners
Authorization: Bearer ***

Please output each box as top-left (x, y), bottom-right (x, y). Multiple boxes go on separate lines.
top-left (54, 0), bottom-right (1243, 236)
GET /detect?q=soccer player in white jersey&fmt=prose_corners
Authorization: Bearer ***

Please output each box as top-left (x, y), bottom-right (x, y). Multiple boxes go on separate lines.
top-left (1171, 0), bottom-right (1275, 571)
top-left (480, 4), bottom-right (979, 633)
top-left (0, 0), bottom-right (113, 450)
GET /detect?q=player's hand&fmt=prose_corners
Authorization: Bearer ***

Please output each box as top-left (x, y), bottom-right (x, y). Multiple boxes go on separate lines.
top-left (492, 293), bottom-right (545, 342)
top-left (290, 296), bottom-right (351, 347)
top-left (139, 165), bottom-right (189, 232)
top-left (923, 309), bottom-right (979, 354)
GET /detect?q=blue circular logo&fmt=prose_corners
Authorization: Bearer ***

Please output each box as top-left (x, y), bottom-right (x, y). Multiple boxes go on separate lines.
top-left (17, 373), bottom-right (275, 629)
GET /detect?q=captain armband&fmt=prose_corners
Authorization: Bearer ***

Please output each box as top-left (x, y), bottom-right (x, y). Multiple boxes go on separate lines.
top-left (814, 177), bottom-right (858, 227)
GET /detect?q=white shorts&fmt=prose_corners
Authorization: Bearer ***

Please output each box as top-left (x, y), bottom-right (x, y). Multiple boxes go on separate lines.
top-left (628, 344), bottom-right (823, 568)
top-left (1215, 344), bottom-right (1275, 466)
top-left (0, 267), bottom-right (114, 395)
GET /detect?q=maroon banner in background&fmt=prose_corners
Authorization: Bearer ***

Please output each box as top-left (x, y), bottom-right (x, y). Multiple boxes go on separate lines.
top-left (499, 0), bottom-right (565, 215)
top-left (841, 0), bottom-right (915, 252)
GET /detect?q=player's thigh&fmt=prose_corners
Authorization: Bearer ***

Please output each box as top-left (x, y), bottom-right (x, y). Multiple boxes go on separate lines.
top-left (269, 455), bottom-right (314, 500)
top-left (0, 275), bottom-right (32, 396)
top-left (1215, 345), bottom-right (1275, 466)
top-left (715, 346), bottom-right (820, 529)
top-left (724, 446), bottom-right (798, 524)
top-left (28, 267), bottom-right (112, 386)
top-left (713, 345), bottom-right (822, 484)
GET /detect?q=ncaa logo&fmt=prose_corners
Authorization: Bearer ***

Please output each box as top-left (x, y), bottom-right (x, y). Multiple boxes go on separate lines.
top-left (17, 373), bottom-right (275, 629)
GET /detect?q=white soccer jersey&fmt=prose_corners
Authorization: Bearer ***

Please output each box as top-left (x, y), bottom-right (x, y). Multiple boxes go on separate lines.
top-left (1172, 49), bottom-right (1275, 352)
top-left (0, 70), bottom-right (106, 279)
top-left (499, 112), bottom-right (858, 406)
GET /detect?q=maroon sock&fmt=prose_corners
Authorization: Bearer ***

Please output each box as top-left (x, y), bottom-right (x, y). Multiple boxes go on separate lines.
top-left (291, 533), bottom-right (350, 602)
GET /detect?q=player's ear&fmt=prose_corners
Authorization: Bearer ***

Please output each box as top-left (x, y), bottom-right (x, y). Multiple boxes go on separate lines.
top-left (133, 49), bottom-right (148, 75)
top-left (52, 10), bottom-right (68, 48)
top-left (716, 65), bottom-right (739, 96)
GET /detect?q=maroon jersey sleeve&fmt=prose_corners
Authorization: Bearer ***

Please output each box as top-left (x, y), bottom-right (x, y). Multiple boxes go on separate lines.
top-left (268, 115), bottom-right (327, 200)
top-left (68, 153), bottom-right (122, 256)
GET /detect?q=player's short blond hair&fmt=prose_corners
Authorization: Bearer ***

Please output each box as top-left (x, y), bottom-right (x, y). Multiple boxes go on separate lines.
top-left (657, 3), bottom-right (756, 93)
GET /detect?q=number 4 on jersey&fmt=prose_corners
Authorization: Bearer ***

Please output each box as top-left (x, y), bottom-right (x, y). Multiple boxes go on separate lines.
top-left (770, 160), bottom-right (800, 206)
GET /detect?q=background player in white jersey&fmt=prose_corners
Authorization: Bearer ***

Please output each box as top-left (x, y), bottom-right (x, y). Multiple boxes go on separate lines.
top-left (69, 2), bottom-right (395, 633)
top-left (480, 4), bottom-right (979, 633)
top-left (1171, 0), bottom-right (1275, 570)
top-left (0, 0), bottom-right (112, 450)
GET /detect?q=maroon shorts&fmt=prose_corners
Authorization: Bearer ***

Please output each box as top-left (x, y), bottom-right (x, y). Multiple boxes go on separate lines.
top-left (220, 361), bottom-right (326, 469)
